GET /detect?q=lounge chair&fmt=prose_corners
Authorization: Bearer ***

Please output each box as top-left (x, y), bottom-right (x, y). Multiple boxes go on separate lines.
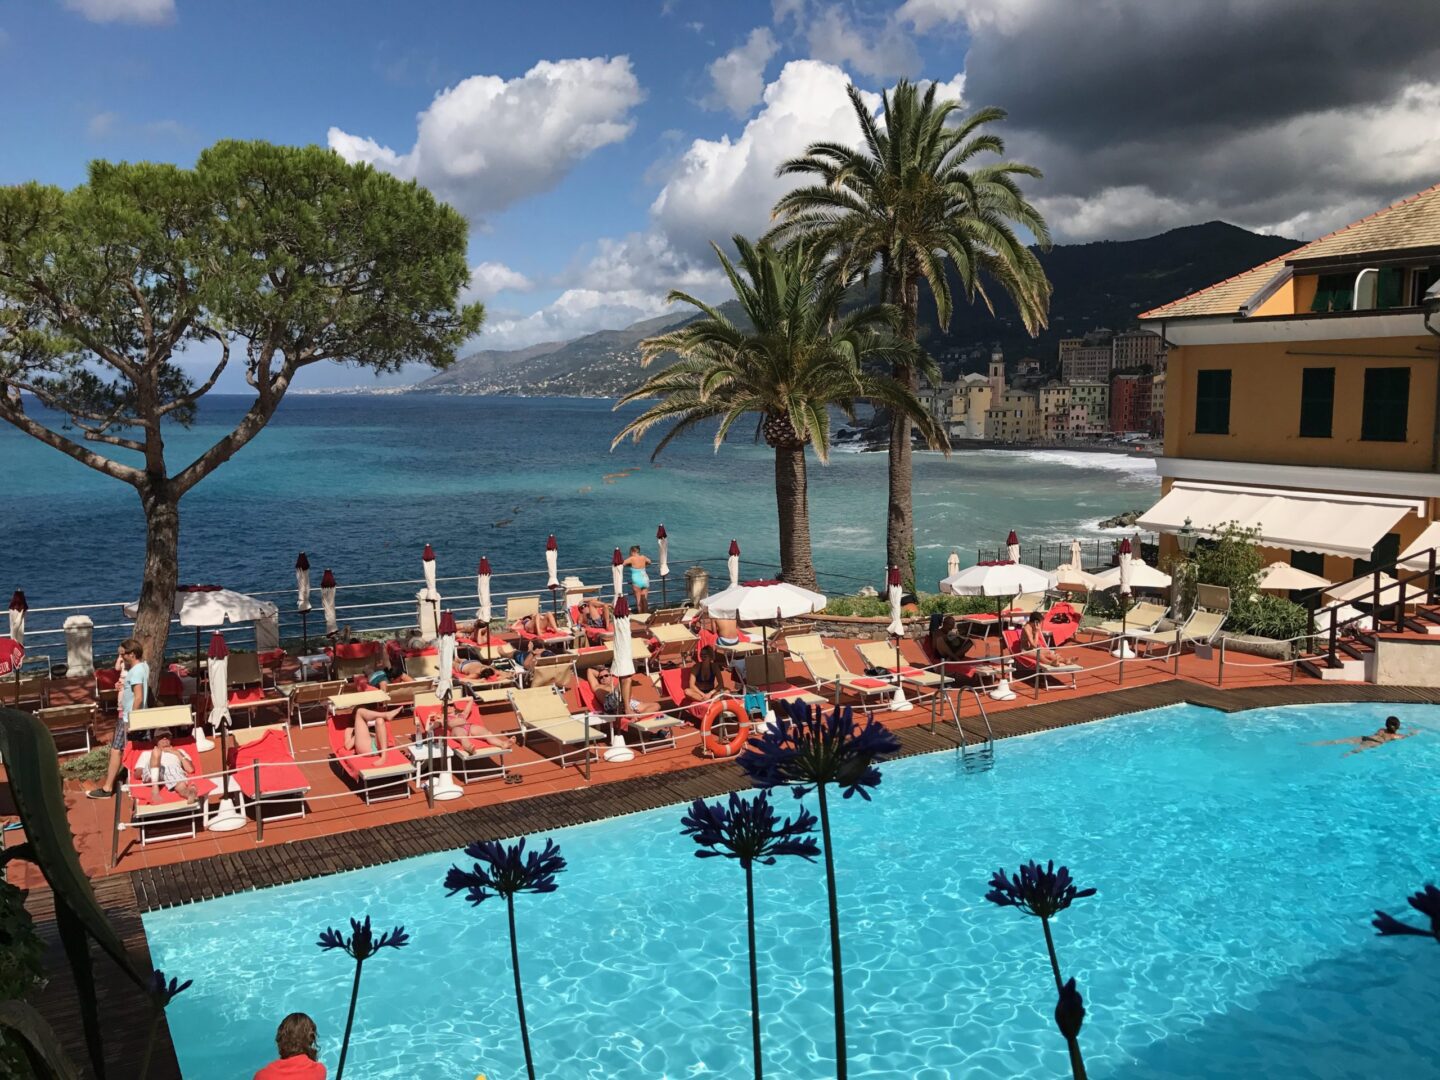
top-left (34, 703), bottom-right (96, 755)
top-left (644, 607), bottom-right (687, 627)
top-left (325, 690), bottom-right (412, 803)
top-left (0, 675), bottom-right (47, 710)
top-left (783, 633), bottom-right (827, 661)
top-left (918, 622), bottom-right (1002, 687)
top-left (228, 724), bottom-right (311, 824)
top-left (95, 667), bottom-right (120, 714)
top-left (854, 640), bottom-right (944, 699)
top-left (508, 686), bottom-right (605, 767)
top-left (122, 733), bottom-right (219, 844)
top-left (1001, 629), bottom-right (1083, 690)
top-left (412, 692), bottom-right (510, 782)
top-left (658, 666), bottom-right (715, 724)
top-left (575, 679), bottom-right (681, 753)
top-left (1008, 592), bottom-right (1047, 618)
top-left (801, 648), bottom-right (895, 707)
top-left (226, 651), bottom-right (269, 690)
top-left (1128, 607), bottom-right (1228, 659)
top-left (284, 679), bottom-right (348, 728)
top-left (403, 650), bottom-right (440, 679)
top-left (331, 641), bottom-right (381, 681)
top-left (1039, 601), bottom-right (1085, 648)
top-left (646, 623), bottom-right (697, 668)
top-left (1092, 600), bottom-right (1169, 640)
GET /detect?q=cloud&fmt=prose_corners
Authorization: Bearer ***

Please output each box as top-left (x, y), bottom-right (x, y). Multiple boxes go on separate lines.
top-left (704, 27), bottom-right (778, 117)
top-left (804, 6), bottom-right (920, 81)
top-left (62, 0), bottom-right (174, 24)
top-left (479, 289), bottom-right (673, 350)
top-left (87, 111), bottom-right (119, 138)
top-left (328, 56), bottom-right (644, 222)
top-left (898, 0), bottom-right (1440, 240)
top-left (465, 261), bottom-right (534, 300)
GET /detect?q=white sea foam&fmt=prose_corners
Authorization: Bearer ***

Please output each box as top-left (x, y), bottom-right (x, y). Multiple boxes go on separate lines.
top-left (971, 448), bottom-right (1159, 485)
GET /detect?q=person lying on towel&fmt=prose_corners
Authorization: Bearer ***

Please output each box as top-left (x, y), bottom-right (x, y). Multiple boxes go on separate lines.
top-left (138, 730), bottom-right (201, 805)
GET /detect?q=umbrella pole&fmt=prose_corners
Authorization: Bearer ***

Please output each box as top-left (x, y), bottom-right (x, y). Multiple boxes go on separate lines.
top-left (660, 574), bottom-right (668, 608)
top-left (195, 628), bottom-right (201, 681)
top-left (300, 610), bottom-right (309, 653)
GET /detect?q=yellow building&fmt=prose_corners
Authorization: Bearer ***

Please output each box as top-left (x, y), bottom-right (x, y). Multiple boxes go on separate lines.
top-left (1138, 183), bottom-right (1440, 581)
top-left (945, 373), bottom-right (992, 440)
top-left (1039, 382), bottom-right (1073, 441)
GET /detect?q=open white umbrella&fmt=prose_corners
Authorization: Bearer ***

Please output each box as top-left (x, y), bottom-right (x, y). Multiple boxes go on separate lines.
top-left (1053, 564), bottom-right (1099, 592)
top-left (295, 553), bottom-right (311, 612)
top-left (727, 540), bottom-right (740, 589)
top-left (947, 550), bottom-right (960, 578)
top-left (885, 566), bottom-right (911, 712)
top-left (939, 561), bottom-right (1053, 598)
top-left (1092, 561), bottom-right (1172, 591)
top-left (321, 570), bottom-right (338, 635)
top-left (1257, 562), bottom-right (1331, 592)
top-left (612, 548), bottom-right (625, 604)
top-left (1317, 602), bottom-right (1372, 634)
top-left (701, 580), bottom-right (827, 621)
top-left (1327, 573), bottom-right (1407, 605)
top-left (7, 591), bottom-right (25, 649)
top-left (124, 586), bottom-right (278, 627)
top-left (477, 556), bottom-right (492, 625)
top-left (1006, 530), bottom-right (1021, 563)
top-left (427, 610), bottom-right (463, 801)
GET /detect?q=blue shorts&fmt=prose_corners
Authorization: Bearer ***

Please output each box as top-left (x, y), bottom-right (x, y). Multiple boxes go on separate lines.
top-left (111, 718), bottom-right (129, 751)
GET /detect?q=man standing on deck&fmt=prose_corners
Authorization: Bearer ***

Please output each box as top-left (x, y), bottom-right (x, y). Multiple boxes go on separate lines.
top-left (87, 638), bottom-right (148, 799)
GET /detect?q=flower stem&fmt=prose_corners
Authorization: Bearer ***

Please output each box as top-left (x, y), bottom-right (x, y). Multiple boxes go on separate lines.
top-left (509, 894), bottom-right (536, 1080)
top-left (816, 783), bottom-right (847, 1080)
top-left (1042, 917), bottom-right (1088, 1080)
top-left (139, 1008), bottom-right (160, 1080)
top-left (336, 958), bottom-right (363, 1080)
top-left (745, 862), bottom-right (763, 1080)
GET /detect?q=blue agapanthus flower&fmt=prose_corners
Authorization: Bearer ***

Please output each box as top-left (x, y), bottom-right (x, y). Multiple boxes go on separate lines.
top-left (317, 915), bottom-right (410, 961)
top-left (738, 700), bottom-right (901, 800)
top-left (444, 836), bottom-right (567, 906)
top-left (1054, 977), bottom-right (1085, 1039)
top-left (147, 969), bottom-right (193, 1007)
top-left (680, 790), bottom-right (821, 868)
top-left (986, 861), bottom-right (1096, 920)
top-left (1373, 882), bottom-right (1440, 940)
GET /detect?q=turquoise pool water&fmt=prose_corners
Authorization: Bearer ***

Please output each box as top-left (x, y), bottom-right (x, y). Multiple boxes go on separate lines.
top-left (145, 703), bottom-right (1440, 1079)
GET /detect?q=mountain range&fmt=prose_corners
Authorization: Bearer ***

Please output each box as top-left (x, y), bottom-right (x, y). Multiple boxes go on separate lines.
top-left (413, 221), bottom-right (1301, 397)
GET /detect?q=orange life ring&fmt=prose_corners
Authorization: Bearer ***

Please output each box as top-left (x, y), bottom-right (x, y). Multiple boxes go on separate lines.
top-left (701, 697), bottom-right (751, 757)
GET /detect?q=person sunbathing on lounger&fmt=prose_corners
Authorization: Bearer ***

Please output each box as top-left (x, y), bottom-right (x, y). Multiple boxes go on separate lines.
top-left (347, 704), bottom-right (402, 756)
top-left (442, 708), bottom-right (517, 755)
top-left (1314, 715), bottom-right (1417, 756)
top-left (931, 616), bottom-right (972, 661)
top-left (1019, 612), bottom-right (1062, 666)
top-left (518, 612), bottom-right (562, 638)
top-left (587, 665), bottom-right (630, 717)
top-left (580, 598), bottom-right (614, 640)
top-left (138, 730), bottom-right (200, 804)
top-left (710, 614), bottom-right (743, 647)
top-left (464, 621), bottom-right (514, 659)
top-left (454, 659), bottom-right (502, 680)
top-left (365, 658), bottom-right (413, 689)
top-left (686, 645), bottom-right (728, 702)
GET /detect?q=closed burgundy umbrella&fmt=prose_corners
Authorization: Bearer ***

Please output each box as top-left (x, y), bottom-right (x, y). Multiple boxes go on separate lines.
top-left (477, 558), bottom-right (493, 659)
top-left (429, 610), bottom-right (462, 801)
top-left (656, 524), bottom-right (670, 605)
top-left (612, 548), bottom-right (625, 604)
top-left (1006, 531), bottom-right (1021, 564)
top-left (727, 540), bottom-right (740, 589)
top-left (201, 631), bottom-right (226, 753)
top-left (886, 565), bottom-right (911, 713)
top-left (7, 591), bottom-right (25, 649)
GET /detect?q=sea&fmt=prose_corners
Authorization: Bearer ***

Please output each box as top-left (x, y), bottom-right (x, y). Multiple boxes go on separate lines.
top-left (1, 395), bottom-right (1157, 610)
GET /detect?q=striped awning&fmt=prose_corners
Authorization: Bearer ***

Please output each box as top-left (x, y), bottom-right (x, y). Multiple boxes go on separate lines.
top-left (1138, 482), bottom-right (1419, 560)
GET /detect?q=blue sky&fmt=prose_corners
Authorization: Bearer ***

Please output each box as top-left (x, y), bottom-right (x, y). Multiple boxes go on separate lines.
top-left (3, 0), bottom-right (1437, 388)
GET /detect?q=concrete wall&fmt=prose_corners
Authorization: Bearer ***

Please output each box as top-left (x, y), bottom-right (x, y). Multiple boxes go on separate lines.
top-left (1370, 637), bottom-right (1440, 686)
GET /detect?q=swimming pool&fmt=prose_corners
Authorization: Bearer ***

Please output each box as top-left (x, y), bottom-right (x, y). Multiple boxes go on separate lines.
top-left (146, 703), bottom-right (1440, 1078)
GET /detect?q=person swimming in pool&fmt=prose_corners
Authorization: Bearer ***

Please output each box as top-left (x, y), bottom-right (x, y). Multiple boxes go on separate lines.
top-left (1314, 715), bottom-right (1416, 756)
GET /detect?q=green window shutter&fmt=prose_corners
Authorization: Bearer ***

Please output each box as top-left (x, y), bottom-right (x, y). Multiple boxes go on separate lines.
top-left (1361, 367), bottom-right (1409, 442)
top-left (1194, 369), bottom-right (1231, 435)
top-left (1299, 367), bottom-right (1334, 438)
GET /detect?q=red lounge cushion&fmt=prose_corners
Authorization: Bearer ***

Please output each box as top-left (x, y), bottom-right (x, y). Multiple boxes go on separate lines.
top-left (852, 677), bottom-right (889, 689)
top-left (897, 666), bottom-right (927, 677)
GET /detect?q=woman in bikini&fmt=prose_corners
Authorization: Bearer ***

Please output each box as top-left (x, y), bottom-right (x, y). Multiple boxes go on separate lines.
top-left (625, 545), bottom-right (652, 613)
top-left (441, 699), bottom-right (517, 755)
top-left (346, 703), bottom-right (403, 756)
top-left (686, 645), bottom-right (728, 702)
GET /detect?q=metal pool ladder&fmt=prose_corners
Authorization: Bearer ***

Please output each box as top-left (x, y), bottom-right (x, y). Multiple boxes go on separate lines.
top-left (931, 686), bottom-right (996, 773)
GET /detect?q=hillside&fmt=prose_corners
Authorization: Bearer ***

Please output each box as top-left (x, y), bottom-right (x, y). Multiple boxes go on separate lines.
top-left (415, 221), bottom-right (1301, 396)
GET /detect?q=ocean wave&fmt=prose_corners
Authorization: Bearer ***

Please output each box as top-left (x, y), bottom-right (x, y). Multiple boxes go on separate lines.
top-left (971, 448), bottom-right (1159, 483)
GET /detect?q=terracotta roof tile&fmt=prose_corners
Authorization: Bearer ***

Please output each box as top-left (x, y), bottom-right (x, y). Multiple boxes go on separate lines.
top-left (1141, 182), bottom-right (1440, 319)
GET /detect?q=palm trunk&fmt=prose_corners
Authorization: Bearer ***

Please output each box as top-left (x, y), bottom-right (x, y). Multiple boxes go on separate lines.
top-left (816, 783), bottom-right (848, 1080)
top-left (886, 272), bottom-right (920, 585)
top-left (773, 442), bottom-right (817, 589)
top-left (508, 895), bottom-right (536, 1080)
top-left (745, 862), bottom-right (763, 1080)
top-left (132, 483), bottom-right (179, 682)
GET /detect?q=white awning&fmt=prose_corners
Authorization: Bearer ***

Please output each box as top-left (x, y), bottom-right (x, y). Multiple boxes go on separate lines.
top-left (1138, 482), bottom-right (1420, 560)
top-left (1400, 522), bottom-right (1440, 570)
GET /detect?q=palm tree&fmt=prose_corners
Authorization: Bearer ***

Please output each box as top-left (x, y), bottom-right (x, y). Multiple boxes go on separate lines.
top-left (769, 80), bottom-right (1052, 586)
top-left (613, 235), bottom-right (941, 590)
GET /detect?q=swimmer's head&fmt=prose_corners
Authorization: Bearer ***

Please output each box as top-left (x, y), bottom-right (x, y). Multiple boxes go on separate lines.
top-left (1385, 715), bottom-right (1401, 734)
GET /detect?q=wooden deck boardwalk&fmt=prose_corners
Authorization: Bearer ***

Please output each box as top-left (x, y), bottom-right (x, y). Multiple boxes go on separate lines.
top-left (127, 679), bottom-right (1440, 912)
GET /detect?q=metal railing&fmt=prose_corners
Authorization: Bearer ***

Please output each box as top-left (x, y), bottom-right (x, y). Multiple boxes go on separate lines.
top-left (974, 533), bottom-right (1159, 571)
top-left (1297, 546), bottom-right (1440, 671)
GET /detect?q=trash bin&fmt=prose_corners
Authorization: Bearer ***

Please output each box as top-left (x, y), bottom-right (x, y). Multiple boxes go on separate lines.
top-left (684, 566), bottom-right (709, 607)
top-left (63, 614), bottom-right (95, 678)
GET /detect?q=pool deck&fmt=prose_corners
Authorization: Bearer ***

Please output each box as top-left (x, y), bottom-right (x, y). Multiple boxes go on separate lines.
top-left (14, 647), bottom-right (1440, 1079)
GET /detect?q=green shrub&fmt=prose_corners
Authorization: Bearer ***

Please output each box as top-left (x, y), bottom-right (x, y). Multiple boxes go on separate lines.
top-left (821, 593), bottom-right (1000, 618)
top-left (1229, 594), bottom-right (1309, 641)
top-left (58, 748), bottom-right (111, 784)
